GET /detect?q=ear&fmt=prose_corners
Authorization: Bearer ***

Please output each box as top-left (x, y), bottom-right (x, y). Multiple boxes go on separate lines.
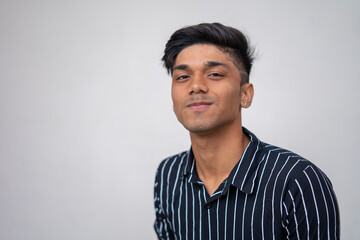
top-left (240, 83), bottom-right (254, 108)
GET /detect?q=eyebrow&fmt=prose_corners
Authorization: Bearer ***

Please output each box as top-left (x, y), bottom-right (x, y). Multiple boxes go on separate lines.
top-left (172, 61), bottom-right (230, 72)
top-left (204, 61), bottom-right (230, 69)
top-left (172, 64), bottom-right (189, 72)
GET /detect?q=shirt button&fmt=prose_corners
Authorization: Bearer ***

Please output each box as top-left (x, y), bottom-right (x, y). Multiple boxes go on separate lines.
top-left (205, 203), bottom-right (211, 209)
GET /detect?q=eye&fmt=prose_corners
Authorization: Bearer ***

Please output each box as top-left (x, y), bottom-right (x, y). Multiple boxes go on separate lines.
top-left (175, 75), bottom-right (190, 81)
top-left (210, 73), bottom-right (222, 77)
top-left (208, 72), bottom-right (224, 79)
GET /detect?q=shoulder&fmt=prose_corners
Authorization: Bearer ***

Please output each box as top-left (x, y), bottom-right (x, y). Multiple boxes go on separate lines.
top-left (156, 150), bottom-right (189, 173)
top-left (261, 142), bottom-right (312, 171)
top-left (258, 146), bottom-right (341, 239)
top-left (155, 150), bottom-right (189, 183)
top-left (258, 142), bottom-right (338, 206)
top-left (258, 142), bottom-right (332, 187)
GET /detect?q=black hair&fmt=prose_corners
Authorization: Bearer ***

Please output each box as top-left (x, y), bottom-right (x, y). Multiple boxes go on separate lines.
top-left (162, 22), bottom-right (255, 83)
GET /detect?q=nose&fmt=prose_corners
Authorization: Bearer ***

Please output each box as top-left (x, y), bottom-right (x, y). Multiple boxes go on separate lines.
top-left (189, 74), bottom-right (209, 94)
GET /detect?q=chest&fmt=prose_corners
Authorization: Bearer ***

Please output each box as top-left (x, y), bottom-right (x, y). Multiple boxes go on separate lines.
top-left (161, 181), bottom-right (285, 240)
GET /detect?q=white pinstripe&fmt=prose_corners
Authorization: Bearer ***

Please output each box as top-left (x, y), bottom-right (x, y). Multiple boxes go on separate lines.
top-left (309, 166), bottom-right (330, 240)
top-left (185, 176), bottom-right (188, 240)
top-left (233, 188), bottom-right (239, 239)
top-left (271, 155), bottom-right (292, 240)
top-left (251, 152), bottom-right (271, 240)
top-left (241, 193), bottom-right (248, 240)
top-left (159, 157), bottom-right (171, 214)
top-left (167, 157), bottom-right (178, 216)
top-left (216, 199), bottom-right (220, 240)
top-left (198, 191), bottom-right (202, 239)
top-left (261, 152), bottom-right (281, 239)
top-left (231, 142), bottom-right (251, 185)
top-left (288, 191), bottom-right (300, 239)
top-left (178, 178), bottom-right (183, 240)
top-left (295, 179), bottom-right (310, 240)
top-left (304, 168), bottom-right (321, 240)
top-left (171, 155), bottom-right (185, 239)
top-left (319, 170), bottom-right (338, 240)
top-left (159, 157), bottom-right (173, 235)
top-left (240, 143), bottom-right (260, 190)
top-left (191, 183), bottom-right (195, 240)
top-left (279, 159), bottom-right (303, 217)
top-left (224, 190), bottom-right (230, 240)
top-left (203, 187), bottom-right (211, 240)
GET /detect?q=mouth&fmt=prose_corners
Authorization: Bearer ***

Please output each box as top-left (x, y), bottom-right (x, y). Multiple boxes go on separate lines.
top-left (187, 101), bottom-right (213, 111)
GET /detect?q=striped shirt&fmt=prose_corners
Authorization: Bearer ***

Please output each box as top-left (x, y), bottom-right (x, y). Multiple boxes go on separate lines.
top-left (153, 128), bottom-right (340, 239)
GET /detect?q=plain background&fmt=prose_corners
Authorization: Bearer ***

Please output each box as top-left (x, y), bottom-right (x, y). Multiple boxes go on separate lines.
top-left (0, 0), bottom-right (359, 239)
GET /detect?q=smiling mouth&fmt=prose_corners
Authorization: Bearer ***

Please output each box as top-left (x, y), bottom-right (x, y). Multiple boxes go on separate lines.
top-left (187, 102), bottom-right (212, 111)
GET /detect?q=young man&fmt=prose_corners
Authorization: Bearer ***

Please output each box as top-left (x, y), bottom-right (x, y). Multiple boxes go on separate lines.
top-left (154, 23), bottom-right (340, 240)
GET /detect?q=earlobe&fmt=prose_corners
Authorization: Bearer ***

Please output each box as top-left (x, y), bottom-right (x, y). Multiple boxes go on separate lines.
top-left (241, 83), bottom-right (254, 108)
top-left (242, 101), bottom-right (250, 108)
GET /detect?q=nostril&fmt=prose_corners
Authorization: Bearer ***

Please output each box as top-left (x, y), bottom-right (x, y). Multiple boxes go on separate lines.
top-left (189, 80), bottom-right (209, 94)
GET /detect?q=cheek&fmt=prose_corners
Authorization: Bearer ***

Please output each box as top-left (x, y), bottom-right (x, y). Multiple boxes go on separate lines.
top-left (221, 91), bottom-right (241, 115)
top-left (171, 88), bottom-right (182, 112)
top-left (220, 84), bottom-right (241, 104)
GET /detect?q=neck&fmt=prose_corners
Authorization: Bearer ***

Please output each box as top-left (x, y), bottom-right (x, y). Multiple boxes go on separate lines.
top-left (189, 121), bottom-right (250, 195)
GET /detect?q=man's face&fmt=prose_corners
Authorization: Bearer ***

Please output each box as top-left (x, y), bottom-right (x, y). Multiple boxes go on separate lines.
top-left (171, 44), bottom-right (247, 134)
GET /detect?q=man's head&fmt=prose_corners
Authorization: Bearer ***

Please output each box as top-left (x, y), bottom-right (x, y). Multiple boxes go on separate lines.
top-left (163, 23), bottom-right (255, 134)
top-left (162, 22), bottom-right (255, 84)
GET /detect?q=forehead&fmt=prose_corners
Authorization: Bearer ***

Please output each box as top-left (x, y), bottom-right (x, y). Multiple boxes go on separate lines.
top-left (174, 44), bottom-right (234, 66)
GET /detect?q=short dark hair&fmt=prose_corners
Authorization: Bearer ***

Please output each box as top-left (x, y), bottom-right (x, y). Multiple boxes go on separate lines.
top-left (162, 22), bottom-right (255, 82)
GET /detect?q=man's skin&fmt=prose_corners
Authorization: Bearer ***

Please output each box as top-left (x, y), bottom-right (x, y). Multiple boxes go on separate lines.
top-left (171, 44), bottom-right (254, 196)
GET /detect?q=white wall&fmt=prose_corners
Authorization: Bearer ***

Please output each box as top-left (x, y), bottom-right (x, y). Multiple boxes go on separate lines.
top-left (0, 0), bottom-right (359, 239)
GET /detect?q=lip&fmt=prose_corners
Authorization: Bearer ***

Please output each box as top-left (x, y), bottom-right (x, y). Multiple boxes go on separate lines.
top-left (187, 101), bottom-right (213, 111)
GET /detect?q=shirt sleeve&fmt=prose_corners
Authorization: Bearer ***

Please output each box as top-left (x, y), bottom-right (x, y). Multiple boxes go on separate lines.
top-left (154, 167), bottom-right (175, 240)
top-left (281, 164), bottom-right (340, 239)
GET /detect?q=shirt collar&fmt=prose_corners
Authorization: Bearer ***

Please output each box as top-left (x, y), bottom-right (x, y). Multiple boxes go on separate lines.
top-left (224, 127), bottom-right (263, 194)
top-left (182, 147), bottom-right (201, 184)
top-left (183, 147), bottom-right (194, 176)
top-left (181, 127), bottom-right (264, 194)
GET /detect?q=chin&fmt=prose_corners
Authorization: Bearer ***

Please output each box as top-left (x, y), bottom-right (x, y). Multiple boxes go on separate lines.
top-left (181, 121), bottom-right (218, 134)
